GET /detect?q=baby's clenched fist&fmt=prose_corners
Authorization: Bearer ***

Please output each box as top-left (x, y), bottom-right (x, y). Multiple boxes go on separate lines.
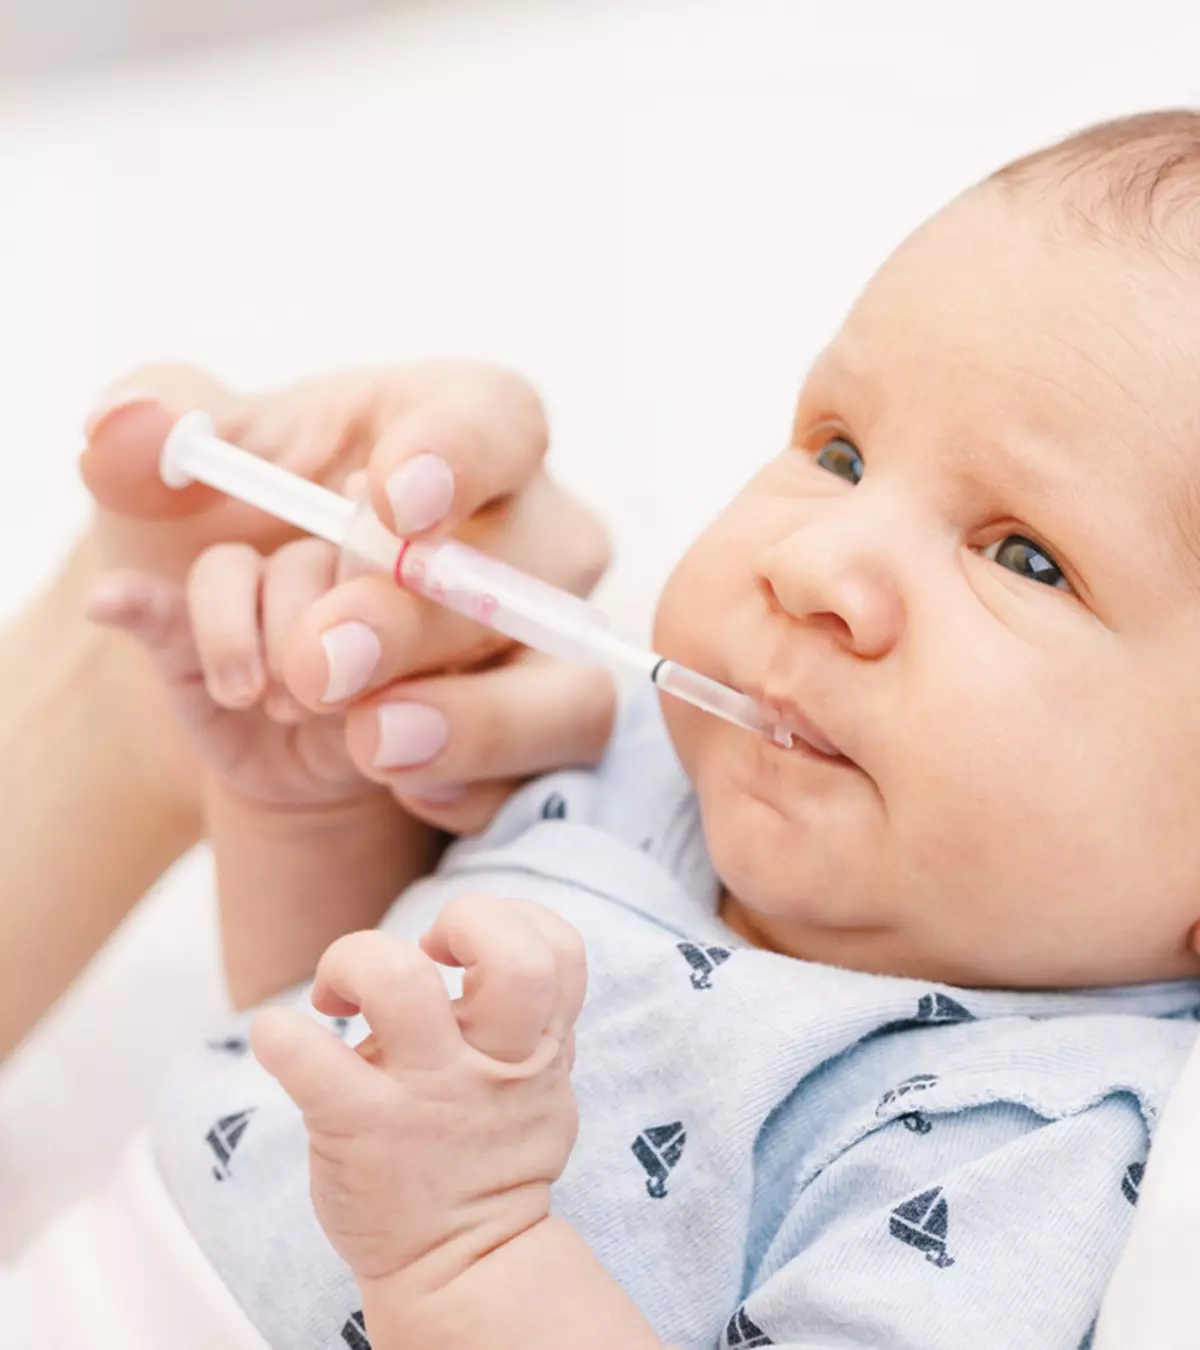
top-left (251, 894), bottom-right (586, 1290)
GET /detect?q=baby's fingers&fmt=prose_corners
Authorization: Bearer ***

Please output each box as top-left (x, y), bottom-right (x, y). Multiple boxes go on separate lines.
top-left (421, 895), bottom-right (575, 1063)
top-left (88, 570), bottom-right (192, 675)
top-left (251, 1006), bottom-right (380, 1119)
top-left (311, 931), bottom-right (462, 1071)
top-left (87, 570), bottom-right (224, 738)
top-left (187, 544), bottom-right (268, 708)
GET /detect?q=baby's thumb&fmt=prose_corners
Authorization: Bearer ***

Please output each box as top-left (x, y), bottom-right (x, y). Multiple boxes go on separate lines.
top-left (251, 1006), bottom-right (377, 1120)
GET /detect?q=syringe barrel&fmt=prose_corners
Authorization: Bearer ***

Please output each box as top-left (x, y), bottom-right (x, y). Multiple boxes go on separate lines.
top-left (397, 537), bottom-right (616, 665)
top-left (157, 420), bottom-right (765, 720)
top-left (161, 412), bottom-right (356, 545)
top-left (653, 659), bottom-right (771, 736)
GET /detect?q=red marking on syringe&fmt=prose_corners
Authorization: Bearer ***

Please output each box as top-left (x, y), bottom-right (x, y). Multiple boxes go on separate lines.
top-left (393, 542), bottom-right (498, 626)
top-left (395, 547), bottom-right (439, 598)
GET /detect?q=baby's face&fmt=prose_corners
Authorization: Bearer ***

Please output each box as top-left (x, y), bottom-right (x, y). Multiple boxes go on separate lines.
top-left (656, 185), bottom-right (1200, 988)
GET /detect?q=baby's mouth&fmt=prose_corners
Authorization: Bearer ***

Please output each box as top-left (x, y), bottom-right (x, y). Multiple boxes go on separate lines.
top-left (755, 692), bottom-right (853, 764)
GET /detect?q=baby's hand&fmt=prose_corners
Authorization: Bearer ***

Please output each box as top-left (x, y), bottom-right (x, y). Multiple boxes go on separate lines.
top-left (87, 539), bottom-right (378, 809)
top-left (250, 895), bottom-right (585, 1290)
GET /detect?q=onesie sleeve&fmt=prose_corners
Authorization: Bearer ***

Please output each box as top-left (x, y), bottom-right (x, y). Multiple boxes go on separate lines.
top-left (718, 1095), bottom-right (1147, 1350)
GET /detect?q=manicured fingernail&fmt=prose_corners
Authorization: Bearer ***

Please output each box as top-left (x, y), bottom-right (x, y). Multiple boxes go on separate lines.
top-left (84, 387), bottom-right (162, 438)
top-left (386, 454), bottom-right (455, 535)
top-left (320, 621), bottom-right (381, 704)
top-left (375, 702), bottom-right (449, 768)
top-left (412, 783), bottom-right (466, 804)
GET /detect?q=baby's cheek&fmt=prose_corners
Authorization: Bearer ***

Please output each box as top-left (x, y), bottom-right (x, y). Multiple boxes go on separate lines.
top-left (655, 533), bottom-right (739, 657)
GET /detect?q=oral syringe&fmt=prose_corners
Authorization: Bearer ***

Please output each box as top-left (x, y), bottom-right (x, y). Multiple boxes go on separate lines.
top-left (159, 412), bottom-right (789, 744)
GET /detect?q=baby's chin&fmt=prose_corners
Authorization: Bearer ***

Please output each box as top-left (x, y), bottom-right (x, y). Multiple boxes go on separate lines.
top-left (697, 773), bottom-right (884, 937)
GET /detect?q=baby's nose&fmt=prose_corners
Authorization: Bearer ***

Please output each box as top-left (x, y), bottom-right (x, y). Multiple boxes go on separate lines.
top-left (756, 524), bottom-right (905, 660)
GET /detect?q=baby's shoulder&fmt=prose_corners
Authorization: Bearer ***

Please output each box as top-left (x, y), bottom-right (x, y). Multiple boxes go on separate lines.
top-left (735, 1008), bottom-right (1199, 1349)
top-left (802, 1003), bottom-right (1200, 1169)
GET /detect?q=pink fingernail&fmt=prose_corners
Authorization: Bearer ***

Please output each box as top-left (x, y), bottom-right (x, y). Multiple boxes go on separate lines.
top-left (84, 387), bottom-right (162, 438)
top-left (386, 454), bottom-right (455, 535)
top-left (320, 621), bottom-right (381, 704)
top-left (375, 703), bottom-right (450, 768)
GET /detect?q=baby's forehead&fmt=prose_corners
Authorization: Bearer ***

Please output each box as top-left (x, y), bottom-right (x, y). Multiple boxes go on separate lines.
top-left (835, 109), bottom-right (1200, 462)
top-left (831, 188), bottom-right (1200, 431)
top-left (803, 195), bottom-right (1200, 578)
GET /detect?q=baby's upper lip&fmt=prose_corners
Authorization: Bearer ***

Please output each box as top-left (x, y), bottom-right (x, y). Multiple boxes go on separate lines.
top-left (749, 685), bottom-right (852, 762)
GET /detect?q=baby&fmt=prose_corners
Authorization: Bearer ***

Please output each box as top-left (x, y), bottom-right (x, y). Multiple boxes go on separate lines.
top-left (93, 109), bottom-right (1200, 1350)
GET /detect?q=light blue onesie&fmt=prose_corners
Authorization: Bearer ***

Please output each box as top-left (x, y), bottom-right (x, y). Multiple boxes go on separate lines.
top-left (153, 690), bottom-right (1200, 1350)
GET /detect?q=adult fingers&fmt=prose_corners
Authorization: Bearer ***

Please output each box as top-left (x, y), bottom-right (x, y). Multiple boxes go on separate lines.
top-left (390, 780), bottom-right (525, 834)
top-left (280, 482), bottom-right (609, 711)
top-left (343, 657), bottom-right (616, 788)
top-left (261, 539), bottom-right (340, 722)
top-left (79, 363), bottom-right (248, 523)
top-left (365, 364), bottom-right (548, 540)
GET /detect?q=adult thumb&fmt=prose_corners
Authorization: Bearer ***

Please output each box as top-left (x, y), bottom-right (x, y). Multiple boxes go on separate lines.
top-left (79, 363), bottom-right (244, 522)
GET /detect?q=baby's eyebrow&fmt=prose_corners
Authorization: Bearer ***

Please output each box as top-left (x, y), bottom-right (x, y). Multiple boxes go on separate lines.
top-left (958, 431), bottom-right (1082, 508)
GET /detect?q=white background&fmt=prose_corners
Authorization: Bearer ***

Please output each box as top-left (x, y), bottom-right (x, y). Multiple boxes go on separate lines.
top-left (0, 0), bottom-right (1196, 1256)
top-left (0, 0), bottom-right (390, 79)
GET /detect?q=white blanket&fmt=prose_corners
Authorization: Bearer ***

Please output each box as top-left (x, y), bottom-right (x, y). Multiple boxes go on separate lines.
top-left (0, 1132), bottom-right (268, 1347)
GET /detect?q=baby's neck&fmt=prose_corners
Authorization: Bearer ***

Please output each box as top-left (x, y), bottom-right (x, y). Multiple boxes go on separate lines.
top-left (718, 890), bottom-right (976, 986)
top-left (719, 893), bottom-right (1200, 991)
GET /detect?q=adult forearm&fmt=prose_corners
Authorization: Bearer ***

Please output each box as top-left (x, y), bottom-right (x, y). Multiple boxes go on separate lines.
top-left (0, 542), bottom-right (202, 1061)
top-left (206, 785), bottom-right (442, 1011)
top-left (361, 1216), bottom-right (664, 1350)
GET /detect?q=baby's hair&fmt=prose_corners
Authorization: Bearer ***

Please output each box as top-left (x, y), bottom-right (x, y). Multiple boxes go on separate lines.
top-left (990, 108), bottom-right (1200, 258)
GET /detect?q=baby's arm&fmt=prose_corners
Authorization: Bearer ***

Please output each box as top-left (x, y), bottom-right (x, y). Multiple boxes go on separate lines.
top-left (362, 1216), bottom-right (663, 1350)
top-left (204, 784), bottom-right (437, 1011)
top-left (89, 541), bottom-right (425, 1008)
top-left (252, 896), bottom-right (666, 1350)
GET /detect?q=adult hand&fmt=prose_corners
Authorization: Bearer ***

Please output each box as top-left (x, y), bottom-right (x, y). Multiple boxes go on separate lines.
top-left (81, 362), bottom-right (615, 831)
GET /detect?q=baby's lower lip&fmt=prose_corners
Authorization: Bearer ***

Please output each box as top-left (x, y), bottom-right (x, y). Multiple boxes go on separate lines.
top-left (778, 729), bottom-right (852, 764)
top-left (756, 702), bottom-right (847, 761)
top-left (788, 718), bottom-right (842, 758)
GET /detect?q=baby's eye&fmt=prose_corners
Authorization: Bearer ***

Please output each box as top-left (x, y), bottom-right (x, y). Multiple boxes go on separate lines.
top-left (815, 436), bottom-right (863, 485)
top-left (981, 535), bottom-right (1070, 592)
